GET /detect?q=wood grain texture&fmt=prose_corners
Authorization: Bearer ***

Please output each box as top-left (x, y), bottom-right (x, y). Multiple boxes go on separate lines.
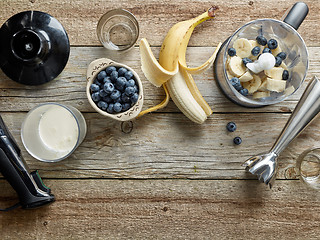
top-left (0, 0), bottom-right (318, 46)
top-left (0, 179), bottom-right (319, 240)
top-left (0, 46), bottom-right (319, 113)
top-left (1, 111), bottom-right (319, 180)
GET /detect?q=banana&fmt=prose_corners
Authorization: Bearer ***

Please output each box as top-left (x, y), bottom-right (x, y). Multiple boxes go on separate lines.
top-left (284, 85), bottom-right (295, 96)
top-left (139, 7), bottom-right (221, 124)
top-left (233, 38), bottom-right (252, 58)
top-left (271, 44), bottom-right (282, 56)
top-left (257, 78), bottom-right (268, 91)
top-left (253, 91), bottom-right (270, 99)
top-left (264, 67), bottom-right (284, 80)
top-left (266, 77), bottom-right (287, 92)
top-left (243, 75), bottom-right (261, 94)
top-left (228, 56), bottom-right (246, 77)
top-left (239, 70), bottom-right (253, 82)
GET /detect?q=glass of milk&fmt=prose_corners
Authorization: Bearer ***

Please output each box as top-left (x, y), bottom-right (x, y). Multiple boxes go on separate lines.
top-left (21, 103), bottom-right (87, 162)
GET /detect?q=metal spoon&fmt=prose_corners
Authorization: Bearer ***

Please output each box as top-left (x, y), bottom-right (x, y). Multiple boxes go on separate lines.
top-left (243, 76), bottom-right (320, 188)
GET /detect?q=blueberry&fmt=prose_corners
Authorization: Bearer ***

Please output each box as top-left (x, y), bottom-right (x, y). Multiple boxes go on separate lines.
top-left (118, 67), bottom-right (128, 76)
top-left (103, 76), bottom-right (111, 84)
top-left (282, 70), bottom-right (289, 80)
top-left (93, 78), bottom-right (102, 86)
top-left (124, 71), bottom-right (134, 80)
top-left (99, 89), bottom-right (108, 97)
top-left (239, 88), bottom-right (249, 96)
top-left (226, 122), bottom-right (237, 132)
top-left (275, 56), bottom-right (282, 67)
top-left (110, 89), bottom-right (121, 100)
top-left (242, 58), bottom-right (252, 66)
top-left (122, 103), bottom-right (131, 111)
top-left (110, 71), bottom-right (118, 82)
top-left (97, 101), bottom-right (108, 111)
top-left (228, 48), bottom-right (236, 57)
top-left (103, 82), bottom-right (115, 94)
top-left (97, 70), bottom-right (107, 81)
top-left (133, 85), bottom-right (138, 93)
top-left (90, 83), bottom-right (100, 92)
top-left (125, 79), bottom-right (136, 88)
top-left (125, 86), bottom-right (136, 96)
top-left (105, 66), bottom-right (117, 75)
top-left (91, 92), bottom-right (101, 102)
top-left (267, 39), bottom-right (278, 50)
top-left (233, 136), bottom-right (242, 145)
top-left (230, 77), bottom-right (242, 91)
top-left (116, 77), bottom-right (127, 89)
top-left (102, 95), bottom-right (113, 103)
top-left (106, 103), bottom-right (114, 114)
top-left (277, 52), bottom-right (287, 60)
top-left (256, 35), bottom-right (267, 46)
top-left (131, 93), bottom-right (139, 104)
top-left (121, 92), bottom-right (131, 103)
top-left (113, 102), bottom-right (122, 113)
top-left (251, 46), bottom-right (260, 56)
top-left (262, 48), bottom-right (271, 54)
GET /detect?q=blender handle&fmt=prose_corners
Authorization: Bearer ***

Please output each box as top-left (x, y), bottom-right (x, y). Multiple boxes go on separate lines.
top-left (283, 2), bottom-right (309, 30)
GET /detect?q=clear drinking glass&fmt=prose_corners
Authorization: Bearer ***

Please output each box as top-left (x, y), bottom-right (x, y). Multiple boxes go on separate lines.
top-left (21, 103), bottom-right (87, 162)
top-left (296, 148), bottom-right (320, 190)
top-left (96, 9), bottom-right (139, 51)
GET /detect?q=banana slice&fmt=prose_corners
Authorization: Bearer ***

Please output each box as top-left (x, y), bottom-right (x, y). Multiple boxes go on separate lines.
top-left (284, 85), bottom-right (295, 96)
top-left (253, 91), bottom-right (271, 99)
top-left (239, 70), bottom-right (253, 82)
top-left (228, 56), bottom-right (246, 77)
top-left (233, 38), bottom-right (252, 58)
top-left (265, 67), bottom-right (284, 80)
top-left (258, 77), bottom-right (268, 91)
top-left (242, 75), bottom-right (261, 94)
top-left (271, 44), bottom-right (282, 56)
top-left (280, 62), bottom-right (288, 70)
top-left (266, 77), bottom-right (287, 92)
top-left (226, 70), bottom-right (235, 80)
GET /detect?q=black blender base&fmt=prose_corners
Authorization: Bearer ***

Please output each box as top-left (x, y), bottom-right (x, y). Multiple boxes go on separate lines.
top-left (0, 11), bottom-right (70, 85)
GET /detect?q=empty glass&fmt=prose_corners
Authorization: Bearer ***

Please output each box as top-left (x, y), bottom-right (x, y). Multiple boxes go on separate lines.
top-left (296, 148), bottom-right (320, 190)
top-left (96, 9), bottom-right (139, 51)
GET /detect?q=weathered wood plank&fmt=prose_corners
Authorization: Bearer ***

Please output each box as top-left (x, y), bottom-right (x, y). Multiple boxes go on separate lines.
top-left (0, 46), bottom-right (319, 113)
top-left (0, 0), bottom-right (318, 47)
top-left (0, 179), bottom-right (319, 240)
top-left (1, 111), bottom-right (319, 180)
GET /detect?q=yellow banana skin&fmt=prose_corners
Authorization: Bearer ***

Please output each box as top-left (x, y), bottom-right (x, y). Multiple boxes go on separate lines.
top-left (139, 7), bottom-right (221, 124)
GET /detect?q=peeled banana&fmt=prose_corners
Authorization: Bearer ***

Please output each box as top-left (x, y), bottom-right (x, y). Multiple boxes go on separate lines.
top-left (139, 7), bottom-right (222, 124)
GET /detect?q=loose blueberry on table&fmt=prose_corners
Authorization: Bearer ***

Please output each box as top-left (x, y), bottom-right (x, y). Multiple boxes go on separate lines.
top-left (233, 136), bottom-right (242, 145)
top-left (90, 66), bottom-right (139, 114)
top-left (226, 122), bottom-right (237, 132)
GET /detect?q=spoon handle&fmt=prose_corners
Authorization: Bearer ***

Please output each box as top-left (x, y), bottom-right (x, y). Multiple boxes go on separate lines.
top-left (271, 76), bottom-right (320, 155)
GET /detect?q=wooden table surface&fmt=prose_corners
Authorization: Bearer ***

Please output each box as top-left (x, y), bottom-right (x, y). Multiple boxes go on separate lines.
top-left (0, 0), bottom-right (319, 239)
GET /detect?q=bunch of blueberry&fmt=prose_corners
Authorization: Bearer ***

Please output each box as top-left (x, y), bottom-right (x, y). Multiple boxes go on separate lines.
top-left (230, 77), bottom-right (249, 96)
top-left (90, 66), bottom-right (139, 114)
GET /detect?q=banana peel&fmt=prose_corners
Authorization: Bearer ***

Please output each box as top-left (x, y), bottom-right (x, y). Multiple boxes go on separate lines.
top-left (139, 7), bottom-right (222, 124)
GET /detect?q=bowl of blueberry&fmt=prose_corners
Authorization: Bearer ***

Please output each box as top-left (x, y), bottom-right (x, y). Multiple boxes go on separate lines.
top-left (86, 58), bottom-right (143, 121)
top-left (214, 3), bottom-right (309, 107)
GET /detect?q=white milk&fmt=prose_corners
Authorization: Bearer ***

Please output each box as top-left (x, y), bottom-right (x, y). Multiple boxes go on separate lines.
top-left (38, 106), bottom-right (79, 158)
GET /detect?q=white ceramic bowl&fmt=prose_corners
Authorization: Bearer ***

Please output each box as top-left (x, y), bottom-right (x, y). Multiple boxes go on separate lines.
top-left (86, 58), bottom-right (143, 121)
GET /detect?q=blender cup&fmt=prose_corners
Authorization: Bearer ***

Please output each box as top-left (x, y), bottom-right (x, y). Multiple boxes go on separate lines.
top-left (214, 2), bottom-right (309, 107)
